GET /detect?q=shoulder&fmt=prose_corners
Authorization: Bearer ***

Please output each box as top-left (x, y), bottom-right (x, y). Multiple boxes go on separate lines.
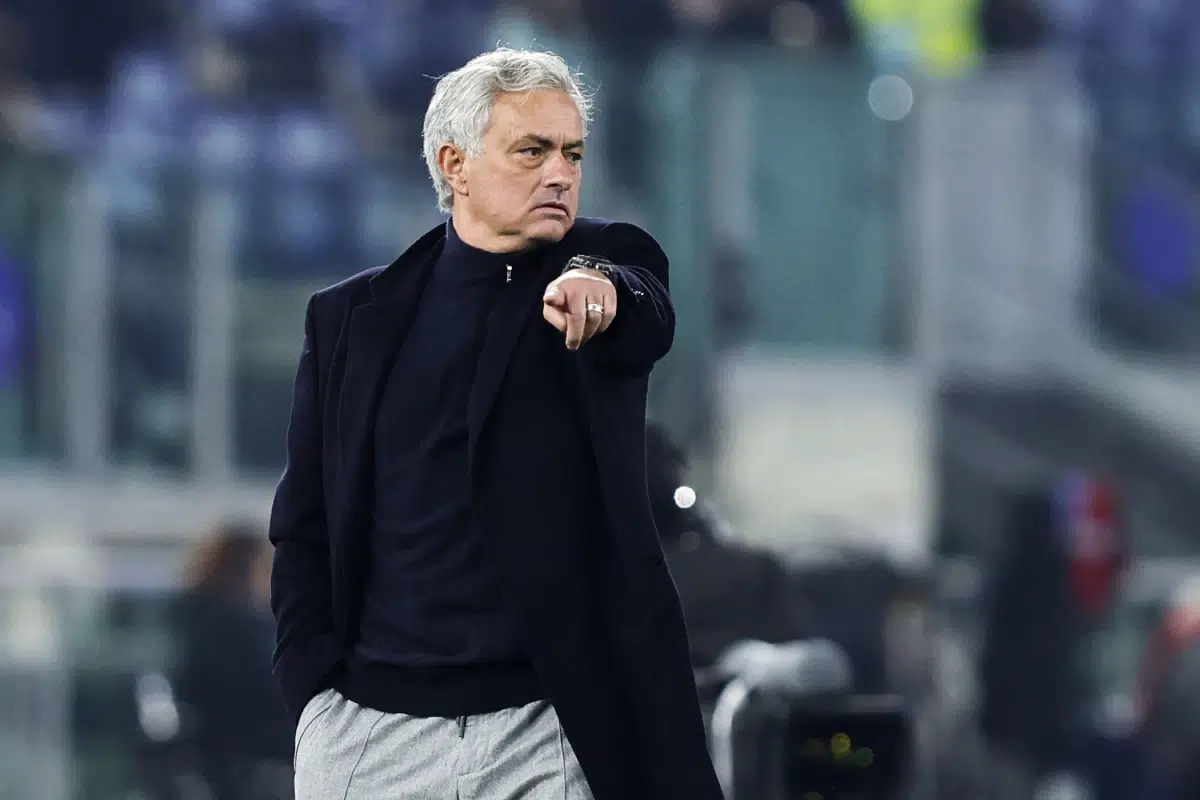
top-left (314, 265), bottom-right (381, 302)
top-left (307, 266), bottom-right (381, 321)
top-left (570, 215), bottom-right (661, 247)
top-left (569, 216), bottom-right (667, 266)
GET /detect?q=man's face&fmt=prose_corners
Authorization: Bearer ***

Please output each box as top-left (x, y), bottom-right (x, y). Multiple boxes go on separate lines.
top-left (449, 89), bottom-right (584, 250)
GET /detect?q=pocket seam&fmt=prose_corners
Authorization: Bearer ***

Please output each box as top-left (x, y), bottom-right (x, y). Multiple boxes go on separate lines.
top-left (293, 689), bottom-right (336, 768)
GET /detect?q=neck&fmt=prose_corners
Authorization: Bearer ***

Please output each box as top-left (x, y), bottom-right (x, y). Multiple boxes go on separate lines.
top-left (450, 209), bottom-right (529, 254)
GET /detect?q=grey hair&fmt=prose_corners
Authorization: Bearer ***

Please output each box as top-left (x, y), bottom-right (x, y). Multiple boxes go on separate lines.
top-left (422, 47), bottom-right (594, 214)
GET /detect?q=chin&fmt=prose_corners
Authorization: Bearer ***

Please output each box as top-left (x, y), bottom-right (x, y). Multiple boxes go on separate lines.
top-left (525, 217), bottom-right (572, 244)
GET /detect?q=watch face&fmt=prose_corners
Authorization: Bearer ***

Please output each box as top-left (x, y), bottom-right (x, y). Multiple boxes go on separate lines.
top-left (568, 255), bottom-right (612, 273)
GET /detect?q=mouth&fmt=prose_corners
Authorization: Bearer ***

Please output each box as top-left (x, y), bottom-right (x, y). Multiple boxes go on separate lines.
top-left (535, 202), bottom-right (570, 215)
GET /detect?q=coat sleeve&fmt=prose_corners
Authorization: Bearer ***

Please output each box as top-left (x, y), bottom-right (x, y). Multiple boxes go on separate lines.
top-left (268, 294), bottom-right (342, 723)
top-left (580, 222), bottom-right (675, 376)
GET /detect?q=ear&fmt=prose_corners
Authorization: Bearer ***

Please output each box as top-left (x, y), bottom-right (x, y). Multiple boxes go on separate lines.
top-left (437, 143), bottom-right (469, 200)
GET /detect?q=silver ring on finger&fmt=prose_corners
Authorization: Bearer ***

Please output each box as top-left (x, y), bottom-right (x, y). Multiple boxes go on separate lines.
top-left (586, 303), bottom-right (604, 315)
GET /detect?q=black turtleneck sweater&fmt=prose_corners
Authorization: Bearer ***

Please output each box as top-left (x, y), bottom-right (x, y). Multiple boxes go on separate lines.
top-left (340, 221), bottom-right (542, 717)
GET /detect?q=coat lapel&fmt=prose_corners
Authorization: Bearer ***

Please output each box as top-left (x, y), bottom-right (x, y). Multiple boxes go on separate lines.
top-left (337, 226), bottom-right (444, 471)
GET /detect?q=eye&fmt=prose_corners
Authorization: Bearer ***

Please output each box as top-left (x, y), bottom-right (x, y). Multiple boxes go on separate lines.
top-left (518, 146), bottom-right (542, 157)
top-left (567, 151), bottom-right (583, 164)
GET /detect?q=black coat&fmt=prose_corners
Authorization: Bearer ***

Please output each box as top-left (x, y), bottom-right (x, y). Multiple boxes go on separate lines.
top-left (268, 216), bottom-right (722, 800)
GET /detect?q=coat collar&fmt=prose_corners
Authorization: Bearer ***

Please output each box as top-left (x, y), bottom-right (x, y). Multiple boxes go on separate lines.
top-left (366, 220), bottom-right (449, 303)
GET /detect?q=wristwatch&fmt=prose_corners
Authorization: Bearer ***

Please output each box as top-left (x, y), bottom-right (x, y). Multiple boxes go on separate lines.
top-left (564, 254), bottom-right (616, 281)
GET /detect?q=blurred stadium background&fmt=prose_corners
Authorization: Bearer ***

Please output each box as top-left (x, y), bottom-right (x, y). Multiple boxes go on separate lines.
top-left (3, 0), bottom-right (1200, 798)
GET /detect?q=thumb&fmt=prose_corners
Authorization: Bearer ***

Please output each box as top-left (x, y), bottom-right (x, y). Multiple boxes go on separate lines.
top-left (543, 286), bottom-right (567, 308)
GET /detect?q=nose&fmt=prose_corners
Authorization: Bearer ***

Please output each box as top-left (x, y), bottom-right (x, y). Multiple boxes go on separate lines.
top-left (542, 152), bottom-right (576, 192)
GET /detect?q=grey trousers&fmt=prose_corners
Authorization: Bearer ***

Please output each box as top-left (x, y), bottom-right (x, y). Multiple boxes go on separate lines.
top-left (293, 689), bottom-right (595, 800)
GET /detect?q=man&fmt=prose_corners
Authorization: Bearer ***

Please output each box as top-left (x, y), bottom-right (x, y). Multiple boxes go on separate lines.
top-left (171, 522), bottom-right (291, 800)
top-left (269, 48), bottom-right (722, 800)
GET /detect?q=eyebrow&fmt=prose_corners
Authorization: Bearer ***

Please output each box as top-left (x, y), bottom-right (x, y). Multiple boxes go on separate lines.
top-left (520, 135), bottom-right (585, 151)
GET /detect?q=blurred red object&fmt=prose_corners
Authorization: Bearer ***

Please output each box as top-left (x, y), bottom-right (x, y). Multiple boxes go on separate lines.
top-left (1058, 474), bottom-right (1126, 621)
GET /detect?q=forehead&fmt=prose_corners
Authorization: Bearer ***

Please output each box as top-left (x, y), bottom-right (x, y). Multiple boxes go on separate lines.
top-left (487, 89), bottom-right (583, 141)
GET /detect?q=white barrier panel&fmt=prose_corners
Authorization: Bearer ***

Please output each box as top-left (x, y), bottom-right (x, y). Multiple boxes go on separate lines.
top-left (0, 579), bottom-right (72, 800)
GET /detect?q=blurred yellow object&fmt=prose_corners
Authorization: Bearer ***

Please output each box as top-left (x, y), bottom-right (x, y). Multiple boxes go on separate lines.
top-left (850, 0), bottom-right (982, 76)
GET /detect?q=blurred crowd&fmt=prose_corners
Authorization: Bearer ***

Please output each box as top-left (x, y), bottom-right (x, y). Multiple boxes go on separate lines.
top-left (0, 0), bottom-right (1057, 473)
top-left (0, 0), bottom-right (1050, 165)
